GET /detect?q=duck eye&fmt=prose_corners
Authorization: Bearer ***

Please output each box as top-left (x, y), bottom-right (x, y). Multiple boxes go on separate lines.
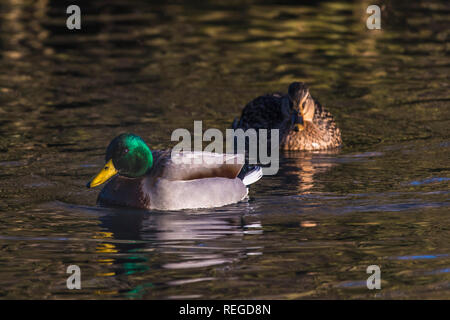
top-left (124, 148), bottom-right (129, 154)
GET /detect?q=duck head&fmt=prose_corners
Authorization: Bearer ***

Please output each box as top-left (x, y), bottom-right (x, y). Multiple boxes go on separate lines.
top-left (288, 82), bottom-right (315, 131)
top-left (87, 133), bottom-right (153, 188)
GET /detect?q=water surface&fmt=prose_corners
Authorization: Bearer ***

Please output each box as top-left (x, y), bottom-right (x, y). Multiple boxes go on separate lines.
top-left (0, 0), bottom-right (449, 299)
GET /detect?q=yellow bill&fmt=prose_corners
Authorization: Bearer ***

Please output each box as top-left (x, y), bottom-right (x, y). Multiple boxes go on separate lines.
top-left (87, 159), bottom-right (118, 188)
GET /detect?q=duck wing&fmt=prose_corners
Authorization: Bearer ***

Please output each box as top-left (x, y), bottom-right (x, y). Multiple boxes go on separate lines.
top-left (151, 150), bottom-right (244, 181)
top-left (312, 100), bottom-right (342, 146)
top-left (234, 93), bottom-right (290, 130)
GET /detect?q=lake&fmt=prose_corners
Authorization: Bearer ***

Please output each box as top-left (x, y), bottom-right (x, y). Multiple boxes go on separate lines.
top-left (0, 0), bottom-right (448, 299)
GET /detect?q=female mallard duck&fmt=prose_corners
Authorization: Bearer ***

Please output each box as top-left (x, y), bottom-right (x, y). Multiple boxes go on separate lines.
top-left (86, 133), bottom-right (262, 210)
top-left (232, 82), bottom-right (342, 150)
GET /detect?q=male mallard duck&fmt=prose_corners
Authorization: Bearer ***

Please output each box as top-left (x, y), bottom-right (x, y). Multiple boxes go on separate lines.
top-left (86, 133), bottom-right (263, 210)
top-left (232, 82), bottom-right (342, 150)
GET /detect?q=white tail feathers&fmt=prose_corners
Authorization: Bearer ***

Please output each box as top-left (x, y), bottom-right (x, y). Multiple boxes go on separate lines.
top-left (242, 166), bottom-right (263, 186)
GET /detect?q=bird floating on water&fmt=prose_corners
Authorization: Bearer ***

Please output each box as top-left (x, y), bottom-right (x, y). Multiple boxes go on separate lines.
top-left (87, 133), bottom-right (263, 210)
top-left (232, 82), bottom-right (342, 151)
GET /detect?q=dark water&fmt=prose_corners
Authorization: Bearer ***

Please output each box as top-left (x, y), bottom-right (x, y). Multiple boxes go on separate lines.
top-left (0, 0), bottom-right (449, 299)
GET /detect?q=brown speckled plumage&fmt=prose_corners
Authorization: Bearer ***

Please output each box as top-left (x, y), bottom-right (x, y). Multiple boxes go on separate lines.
top-left (281, 99), bottom-right (342, 150)
top-left (233, 82), bottom-right (342, 151)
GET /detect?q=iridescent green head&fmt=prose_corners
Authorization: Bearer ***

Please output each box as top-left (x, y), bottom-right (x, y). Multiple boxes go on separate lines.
top-left (87, 133), bottom-right (153, 188)
top-left (105, 133), bottom-right (153, 177)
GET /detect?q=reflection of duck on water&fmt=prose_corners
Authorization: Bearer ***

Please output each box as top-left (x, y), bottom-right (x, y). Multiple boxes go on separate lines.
top-left (277, 150), bottom-right (340, 194)
top-left (98, 208), bottom-right (263, 270)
